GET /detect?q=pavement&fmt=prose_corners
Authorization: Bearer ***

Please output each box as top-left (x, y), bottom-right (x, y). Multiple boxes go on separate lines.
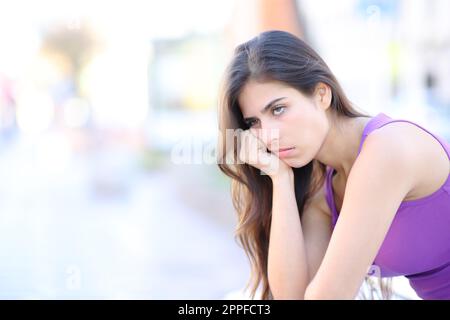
top-left (0, 132), bottom-right (250, 299)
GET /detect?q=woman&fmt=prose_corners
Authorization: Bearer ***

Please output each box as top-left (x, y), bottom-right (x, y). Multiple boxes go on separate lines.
top-left (217, 30), bottom-right (450, 300)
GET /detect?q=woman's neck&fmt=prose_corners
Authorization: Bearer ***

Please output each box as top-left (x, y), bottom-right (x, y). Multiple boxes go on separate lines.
top-left (315, 114), bottom-right (372, 180)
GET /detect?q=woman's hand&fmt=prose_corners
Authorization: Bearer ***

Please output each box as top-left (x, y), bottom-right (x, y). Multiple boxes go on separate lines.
top-left (238, 130), bottom-right (292, 181)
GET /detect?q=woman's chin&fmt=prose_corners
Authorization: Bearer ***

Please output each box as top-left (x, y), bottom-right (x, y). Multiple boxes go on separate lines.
top-left (285, 156), bottom-right (311, 168)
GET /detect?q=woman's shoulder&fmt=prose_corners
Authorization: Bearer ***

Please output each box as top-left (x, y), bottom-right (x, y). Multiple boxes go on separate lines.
top-left (366, 117), bottom-right (447, 154)
top-left (361, 120), bottom-right (449, 201)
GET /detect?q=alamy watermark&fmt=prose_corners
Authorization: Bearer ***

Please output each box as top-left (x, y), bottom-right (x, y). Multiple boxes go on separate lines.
top-left (170, 128), bottom-right (282, 175)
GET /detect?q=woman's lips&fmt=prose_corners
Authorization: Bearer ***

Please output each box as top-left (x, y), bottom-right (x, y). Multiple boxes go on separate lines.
top-left (276, 147), bottom-right (295, 159)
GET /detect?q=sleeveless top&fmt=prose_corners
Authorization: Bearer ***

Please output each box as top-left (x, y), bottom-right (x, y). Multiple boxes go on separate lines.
top-left (324, 112), bottom-right (450, 299)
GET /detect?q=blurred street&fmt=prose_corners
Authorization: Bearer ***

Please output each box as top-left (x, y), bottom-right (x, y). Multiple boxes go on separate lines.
top-left (0, 134), bottom-right (249, 299)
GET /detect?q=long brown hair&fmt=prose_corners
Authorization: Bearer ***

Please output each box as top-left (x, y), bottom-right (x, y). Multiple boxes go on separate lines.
top-left (217, 30), bottom-right (390, 300)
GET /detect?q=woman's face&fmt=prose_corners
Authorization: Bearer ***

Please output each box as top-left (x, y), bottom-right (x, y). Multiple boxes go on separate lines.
top-left (238, 79), bottom-right (330, 168)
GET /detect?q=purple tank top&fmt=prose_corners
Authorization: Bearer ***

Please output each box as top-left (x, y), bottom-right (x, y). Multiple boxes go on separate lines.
top-left (324, 112), bottom-right (450, 299)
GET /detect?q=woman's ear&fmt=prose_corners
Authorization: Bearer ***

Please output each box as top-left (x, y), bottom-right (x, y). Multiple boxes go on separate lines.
top-left (319, 88), bottom-right (326, 102)
top-left (314, 83), bottom-right (332, 110)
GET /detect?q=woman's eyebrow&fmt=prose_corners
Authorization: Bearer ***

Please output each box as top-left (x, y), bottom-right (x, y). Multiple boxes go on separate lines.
top-left (243, 97), bottom-right (286, 122)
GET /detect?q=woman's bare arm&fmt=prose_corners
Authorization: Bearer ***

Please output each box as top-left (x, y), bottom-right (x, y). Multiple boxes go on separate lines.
top-left (268, 171), bottom-right (331, 299)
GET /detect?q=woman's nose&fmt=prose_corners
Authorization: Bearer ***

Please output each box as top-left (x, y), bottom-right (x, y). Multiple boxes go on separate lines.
top-left (251, 127), bottom-right (280, 151)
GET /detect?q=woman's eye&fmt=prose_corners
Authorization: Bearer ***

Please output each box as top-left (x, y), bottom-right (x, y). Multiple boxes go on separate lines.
top-left (246, 119), bottom-right (258, 128)
top-left (272, 105), bottom-right (285, 116)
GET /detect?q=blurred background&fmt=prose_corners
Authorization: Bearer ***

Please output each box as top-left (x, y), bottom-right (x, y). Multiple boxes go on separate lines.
top-left (0, 0), bottom-right (448, 299)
